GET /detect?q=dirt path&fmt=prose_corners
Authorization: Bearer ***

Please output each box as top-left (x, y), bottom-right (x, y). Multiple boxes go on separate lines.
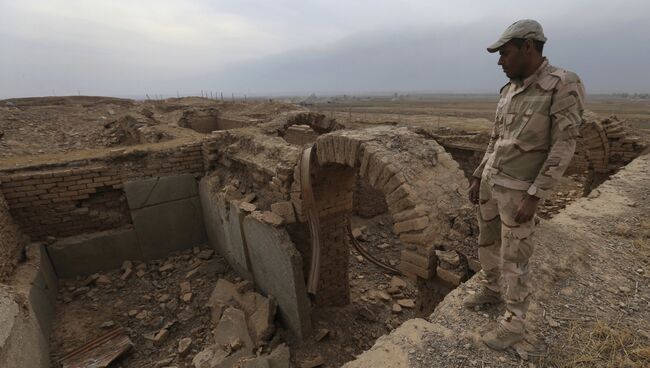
top-left (344, 153), bottom-right (650, 368)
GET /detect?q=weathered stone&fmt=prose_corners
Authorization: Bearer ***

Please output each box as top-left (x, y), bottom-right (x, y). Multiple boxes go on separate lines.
top-left (178, 337), bottom-right (192, 356)
top-left (435, 250), bottom-right (460, 267)
top-left (153, 328), bottom-right (169, 346)
top-left (400, 250), bottom-right (430, 269)
top-left (48, 227), bottom-right (141, 278)
top-left (397, 299), bottom-right (415, 309)
top-left (124, 174), bottom-right (198, 210)
top-left (435, 266), bottom-right (465, 286)
top-left (267, 343), bottom-right (291, 368)
top-left (259, 211), bottom-right (284, 227)
top-left (132, 196), bottom-right (206, 259)
top-left (243, 213), bottom-right (312, 340)
top-left (389, 276), bottom-right (407, 289)
top-left (393, 216), bottom-right (429, 234)
top-left (391, 303), bottom-right (402, 314)
top-left (213, 308), bottom-right (254, 356)
top-left (192, 345), bottom-right (229, 368)
top-left (247, 294), bottom-right (277, 346)
top-left (180, 281), bottom-right (191, 294)
top-left (271, 201), bottom-right (296, 224)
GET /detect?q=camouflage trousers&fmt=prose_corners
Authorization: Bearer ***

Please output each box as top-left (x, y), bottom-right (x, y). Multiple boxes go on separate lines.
top-left (477, 179), bottom-right (535, 334)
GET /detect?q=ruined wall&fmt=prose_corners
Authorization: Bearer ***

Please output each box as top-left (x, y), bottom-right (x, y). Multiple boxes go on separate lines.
top-left (353, 177), bottom-right (389, 219)
top-left (284, 125), bottom-right (319, 146)
top-left (0, 189), bottom-right (24, 280)
top-left (0, 142), bottom-right (204, 240)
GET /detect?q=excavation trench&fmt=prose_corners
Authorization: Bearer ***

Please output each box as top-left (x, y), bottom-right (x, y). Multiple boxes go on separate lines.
top-left (1, 111), bottom-right (643, 367)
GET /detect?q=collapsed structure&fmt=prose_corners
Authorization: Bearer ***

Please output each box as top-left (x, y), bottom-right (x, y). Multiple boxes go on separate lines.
top-left (0, 97), bottom-right (646, 367)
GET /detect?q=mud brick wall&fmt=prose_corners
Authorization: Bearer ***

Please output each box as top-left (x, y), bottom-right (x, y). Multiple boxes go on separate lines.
top-left (311, 164), bottom-right (355, 307)
top-left (0, 142), bottom-right (204, 240)
top-left (0, 190), bottom-right (24, 280)
top-left (284, 125), bottom-right (319, 146)
top-left (202, 131), bottom-right (299, 210)
top-left (353, 177), bottom-right (388, 218)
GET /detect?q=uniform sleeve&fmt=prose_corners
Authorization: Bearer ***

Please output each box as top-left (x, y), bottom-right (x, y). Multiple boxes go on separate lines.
top-left (472, 121), bottom-right (499, 179)
top-left (530, 77), bottom-right (585, 199)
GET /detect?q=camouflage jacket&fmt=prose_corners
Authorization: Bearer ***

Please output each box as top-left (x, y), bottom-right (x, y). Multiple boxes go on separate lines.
top-left (473, 58), bottom-right (585, 199)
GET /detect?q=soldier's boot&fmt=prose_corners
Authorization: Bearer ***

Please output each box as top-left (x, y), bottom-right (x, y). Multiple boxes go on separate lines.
top-left (481, 323), bottom-right (524, 350)
top-left (463, 287), bottom-right (502, 308)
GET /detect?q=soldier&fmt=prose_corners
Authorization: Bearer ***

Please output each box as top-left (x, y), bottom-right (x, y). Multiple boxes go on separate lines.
top-left (465, 19), bottom-right (585, 350)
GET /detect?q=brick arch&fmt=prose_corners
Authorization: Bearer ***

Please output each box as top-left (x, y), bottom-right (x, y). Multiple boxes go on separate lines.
top-left (292, 126), bottom-right (468, 311)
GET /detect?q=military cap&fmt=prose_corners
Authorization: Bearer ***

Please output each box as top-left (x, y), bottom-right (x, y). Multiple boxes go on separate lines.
top-left (487, 19), bottom-right (547, 53)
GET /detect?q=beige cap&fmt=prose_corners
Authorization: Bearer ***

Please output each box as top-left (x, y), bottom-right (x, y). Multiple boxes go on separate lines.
top-left (487, 19), bottom-right (547, 53)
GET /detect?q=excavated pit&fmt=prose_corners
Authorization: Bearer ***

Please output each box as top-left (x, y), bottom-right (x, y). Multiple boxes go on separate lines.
top-left (1, 101), bottom-right (647, 368)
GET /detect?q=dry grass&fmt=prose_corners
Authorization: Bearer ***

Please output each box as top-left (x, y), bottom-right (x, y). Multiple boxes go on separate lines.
top-left (547, 319), bottom-right (650, 368)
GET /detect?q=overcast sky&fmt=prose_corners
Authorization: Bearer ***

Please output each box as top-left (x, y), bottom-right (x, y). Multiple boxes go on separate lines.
top-left (1, 0), bottom-right (649, 98)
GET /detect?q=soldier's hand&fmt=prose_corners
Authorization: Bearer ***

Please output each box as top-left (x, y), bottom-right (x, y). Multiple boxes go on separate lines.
top-left (468, 178), bottom-right (481, 204)
top-left (514, 195), bottom-right (540, 223)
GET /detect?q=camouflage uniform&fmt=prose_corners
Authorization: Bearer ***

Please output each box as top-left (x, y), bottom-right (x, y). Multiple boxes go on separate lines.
top-left (473, 58), bottom-right (585, 333)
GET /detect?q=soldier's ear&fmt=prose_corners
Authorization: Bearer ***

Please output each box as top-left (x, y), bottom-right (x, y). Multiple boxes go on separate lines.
top-left (524, 39), bottom-right (536, 54)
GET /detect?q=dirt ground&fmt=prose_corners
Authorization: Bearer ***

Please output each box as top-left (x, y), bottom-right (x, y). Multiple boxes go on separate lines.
top-left (6, 95), bottom-right (649, 367)
top-left (0, 96), bottom-right (298, 169)
top-left (49, 213), bottom-right (417, 368)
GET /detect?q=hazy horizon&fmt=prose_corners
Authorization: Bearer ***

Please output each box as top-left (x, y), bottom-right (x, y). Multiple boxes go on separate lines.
top-left (2, 0), bottom-right (649, 99)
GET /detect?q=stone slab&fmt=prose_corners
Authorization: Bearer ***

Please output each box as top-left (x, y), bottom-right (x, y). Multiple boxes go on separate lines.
top-left (227, 201), bottom-right (254, 280)
top-left (17, 243), bottom-right (58, 338)
top-left (132, 196), bottom-right (206, 260)
top-left (47, 226), bottom-right (141, 278)
top-left (199, 177), bottom-right (252, 280)
top-left (0, 245), bottom-right (54, 368)
top-left (124, 174), bottom-right (198, 210)
top-left (242, 213), bottom-right (312, 340)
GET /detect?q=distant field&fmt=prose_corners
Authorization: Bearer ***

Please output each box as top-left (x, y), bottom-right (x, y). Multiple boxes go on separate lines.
top-left (310, 95), bottom-right (650, 134)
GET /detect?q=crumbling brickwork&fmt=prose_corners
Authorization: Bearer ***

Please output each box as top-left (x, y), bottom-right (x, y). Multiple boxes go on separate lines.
top-left (311, 164), bottom-right (355, 306)
top-left (0, 142), bottom-right (204, 239)
top-left (0, 189), bottom-right (24, 280)
top-left (284, 125), bottom-right (319, 146)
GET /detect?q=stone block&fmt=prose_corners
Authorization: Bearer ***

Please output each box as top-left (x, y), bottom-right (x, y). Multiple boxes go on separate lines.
top-left (124, 174), bottom-right (198, 210)
top-left (435, 266), bottom-right (466, 286)
top-left (271, 201), bottom-right (296, 224)
top-left (199, 178), bottom-right (253, 280)
top-left (132, 196), bottom-right (206, 259)
top-left (242, 213), bottom-right (312, 340)
top-left (0, 278), bottom-right (51, 368)
top-left (400, 250), bottom-right (430, 269)
top-left (398, 260), bottom-right (432, 279)
top-left (393, 216), bottom-right (429, 234)
top-left (48, 227), bottom-right (141, 278)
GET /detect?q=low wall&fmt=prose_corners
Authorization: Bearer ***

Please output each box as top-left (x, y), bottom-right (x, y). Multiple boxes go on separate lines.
top-left (199, 175), bottom-right (312, 340)
top-left (0, 243), bottom-right (58, 368)
top-left (0, 191), bottom-right (23, 281)
top-left (0, 142), bottom-right (204, 240)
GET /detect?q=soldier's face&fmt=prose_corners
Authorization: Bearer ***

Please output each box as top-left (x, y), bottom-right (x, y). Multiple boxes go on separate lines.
top-left (497, 43), bottom-right (525, 79)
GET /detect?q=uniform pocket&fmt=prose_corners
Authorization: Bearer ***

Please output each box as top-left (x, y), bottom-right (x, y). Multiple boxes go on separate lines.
top-left (515, 112), bottom-right (550, 151)
top-left (502, 225), bottom-right (535, 262)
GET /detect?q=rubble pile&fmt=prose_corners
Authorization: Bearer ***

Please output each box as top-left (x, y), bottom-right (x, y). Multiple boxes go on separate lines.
top-left (193, 279), bottom-right (290, 368)
top-left (102, 114), bottom-right (171, 146)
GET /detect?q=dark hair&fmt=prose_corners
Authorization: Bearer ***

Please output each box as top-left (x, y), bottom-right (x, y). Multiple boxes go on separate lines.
top-left (509, 38), bottom-right (544, 54)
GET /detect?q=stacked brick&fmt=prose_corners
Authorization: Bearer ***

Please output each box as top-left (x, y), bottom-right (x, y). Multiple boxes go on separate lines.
top-left (602, 117), bottom-right (647, 170)
top-left (283, 125), bottom-right (319, 146)
top-left (310, 163), bottom-right (356, 306)
top-left (579, 119), bottom-right (610, 173)
top-left (202, 131), bottom-right (300, 209)
top-left (307, 127), bottom-right (468, 289)
top-left (0, 142), bottom-right (204, 240)
top-left (0, 190), bottom-right (24, 280)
